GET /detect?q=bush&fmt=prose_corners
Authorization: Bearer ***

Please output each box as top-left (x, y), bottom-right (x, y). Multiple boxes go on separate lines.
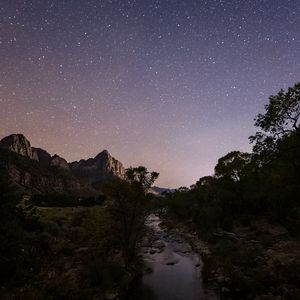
top-left (88, 258), bottom-right (125, 289)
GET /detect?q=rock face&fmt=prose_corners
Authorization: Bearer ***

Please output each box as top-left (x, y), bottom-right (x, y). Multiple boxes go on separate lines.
top-left (69, 150), bottom-right (125, 183)
top-left (0, 134), bottom-right (38, 161)
top-left (32, 147), bottom-right (52, 167)
top-left (0, 133), bottom-right (126, 195)
top-left (50, 154), bottom-right (70, 171)
top-left (6, 164), bottom-right (83, 194)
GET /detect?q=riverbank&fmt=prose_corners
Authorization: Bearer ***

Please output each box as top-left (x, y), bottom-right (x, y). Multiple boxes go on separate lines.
top-left (162, 214), bottom-right (300, 300)
top-left (159, 216), bottom-right (219, 300)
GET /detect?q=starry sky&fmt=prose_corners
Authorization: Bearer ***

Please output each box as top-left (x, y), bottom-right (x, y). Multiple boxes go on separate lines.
top-left (0, 0), bottom-right (299, 187)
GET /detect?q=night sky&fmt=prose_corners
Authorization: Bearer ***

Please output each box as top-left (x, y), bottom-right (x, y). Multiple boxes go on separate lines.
top-left (1, 0), bottom-right (299, 187)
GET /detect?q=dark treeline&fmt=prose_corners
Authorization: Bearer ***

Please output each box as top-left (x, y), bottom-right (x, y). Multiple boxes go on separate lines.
top-left (30, 194), bottom-right (106, 207)
top-left (163, 83), bottom-right (300, 299)
top-left (166, 82), bottom-right (300, 231)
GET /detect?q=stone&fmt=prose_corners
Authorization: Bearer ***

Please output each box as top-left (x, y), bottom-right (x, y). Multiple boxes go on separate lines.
top-left (153, 240), bottom-right (165, 249)
top-left (69, 149), bottom-right (125, 182)
top-left (0, 134), bottom-right (38, 160)
top-left (221, 287), bottom-right (230, 293)
top-left (33, 147), bottom-right (52, 166)
top-left (0, 133), bottom-right (126, 195)
top-left (50, 154), bottom-right (70, 170)
top-left (163, 258), bottom-right (179, 265)
top-left (217, 276), bottom-right (226, 283)
top-left (105, 291), bottom-right (119, 300)
top-left (74, 247), bottom-right (89, 254)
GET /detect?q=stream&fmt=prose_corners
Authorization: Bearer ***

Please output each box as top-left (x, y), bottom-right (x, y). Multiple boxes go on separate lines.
top-left (127, 214), bottom-right (205, 300)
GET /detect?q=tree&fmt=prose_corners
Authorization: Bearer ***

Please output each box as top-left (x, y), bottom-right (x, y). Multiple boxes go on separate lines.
top-left (214, 151), bottom-right (256, 220)
top-left (104, 166), bottom-right (159, 267)
top-left (215, 151), bottom-right (252, 182)
top-left (250, 83), bottom-right (300, 156)
top-left (125, 166), bottom-right (159, 190)
top-left (196, 176), bottom-right (215, 187)
top-left (177, 186), bottom-right (189, 192)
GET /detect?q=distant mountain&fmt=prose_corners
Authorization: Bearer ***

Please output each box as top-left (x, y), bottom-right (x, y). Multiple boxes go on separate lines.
top-left (149, 186), bottom-right (176, 195)
top-left (0, 133), bottom-right (125, 195)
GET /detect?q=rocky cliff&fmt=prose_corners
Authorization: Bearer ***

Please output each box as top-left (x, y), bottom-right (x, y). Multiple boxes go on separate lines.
top-left (0, 133), bottom-right (126, 195)
top-left (0, 134), bottom-right (39, 161)
top-left (0, 148), bottom-right (86, 195)
top-left (50, 154), bottom-right (70, 171)
top-left (32, 147), bottom-right (52, 167)
top-left (69, 150), bottom-right (125, 182)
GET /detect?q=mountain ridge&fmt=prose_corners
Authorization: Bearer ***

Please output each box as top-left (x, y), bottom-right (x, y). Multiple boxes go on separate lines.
top-left (0, 133), bottom-right (126, 195)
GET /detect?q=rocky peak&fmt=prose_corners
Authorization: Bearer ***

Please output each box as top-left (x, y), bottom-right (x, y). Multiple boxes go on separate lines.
top-left (0, 133), bottom-right (126, 191)
top-left (0, 134), bottom-right (38, 161)
top-left (50, 154), bottom-right (70, 171)
top-left (94, 150), bottom-right (125, 178)
top-left (96, 149), bottom-right (109, 156)
top-left (94, 149), bottom-right (111, 162)
top-left (70, 150), bottom-right (125, 180)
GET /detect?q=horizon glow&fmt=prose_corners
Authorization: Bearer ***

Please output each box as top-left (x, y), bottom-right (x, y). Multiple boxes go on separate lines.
top-left (0, 0), bottom-right (299, 187)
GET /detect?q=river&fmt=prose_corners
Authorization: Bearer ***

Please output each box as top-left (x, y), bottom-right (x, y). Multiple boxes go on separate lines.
top-left (127, 214), bottom-right (205, 300)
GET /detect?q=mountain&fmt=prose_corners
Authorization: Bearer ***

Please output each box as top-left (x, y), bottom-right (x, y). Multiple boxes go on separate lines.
top-left (149, 186), bottom-right (176, 195)
top-left (32, 147), bottom-right (52, 167)
top-left (0, 133), bottom-right (125, 195)
top-left (70, 150), bottom-right (125, 184)
top-left (0, 134), bottom-right (39, 161)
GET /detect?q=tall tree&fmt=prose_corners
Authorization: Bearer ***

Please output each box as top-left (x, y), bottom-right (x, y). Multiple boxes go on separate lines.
top-left (250, 83), bottom-right (300, 176)
top-left (215, 151), bottom-right (252, 182)
top-left (250, 82), bottom-right (300, 157)
top-left (105, 166), bottom-right (158, 267)
top-left (125, 166), bottom-right (159, 190)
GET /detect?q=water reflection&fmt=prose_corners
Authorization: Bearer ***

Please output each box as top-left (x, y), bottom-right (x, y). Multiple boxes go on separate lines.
top-left (127, 214), bottom-right (204, 300)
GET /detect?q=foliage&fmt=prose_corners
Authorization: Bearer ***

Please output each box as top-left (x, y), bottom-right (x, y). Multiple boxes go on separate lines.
top-left (254, 82), bottom-right (300, 138)
top-left (0, 176), bottom-right (124, 299)
top-left (125, 166), bottom-right (159, 190)
top-left (214, 151), bottom-right (253, 182)
top-left (104, 166), bottom-right (159, 266)
top-left (250, 82), bottom-right (300, 162)
top-left (30, 193), bottom-right (106, 207)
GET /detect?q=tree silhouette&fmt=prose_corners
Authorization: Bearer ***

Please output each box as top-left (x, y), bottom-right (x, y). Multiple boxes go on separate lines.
top-left (105, 166), bottom-right (159, 267)
top-left (215, 151), bottom-right (252, 182)
top-left (125, 166), bottom-right (159, 190)
top-left (250, 82), bottom-right (300, 157)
